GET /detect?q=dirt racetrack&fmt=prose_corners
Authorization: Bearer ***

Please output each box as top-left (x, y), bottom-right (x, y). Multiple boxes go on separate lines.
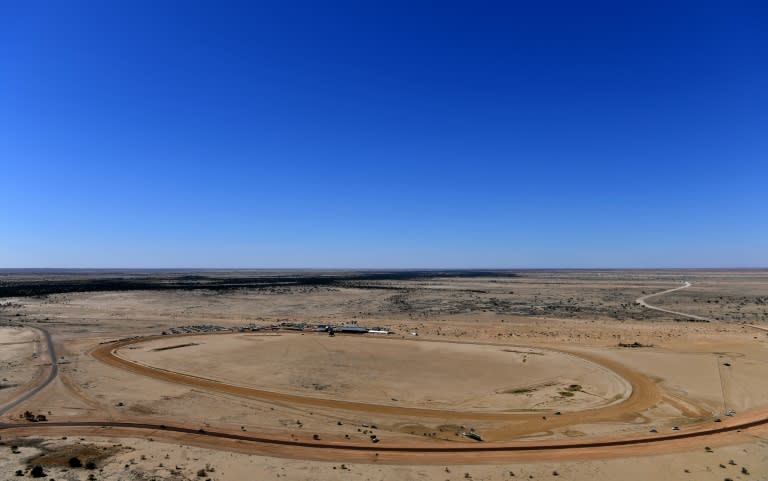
top-left (90, 332), bottom-right (667, 440)
top-left (112, 333), bottom-right (632, 412)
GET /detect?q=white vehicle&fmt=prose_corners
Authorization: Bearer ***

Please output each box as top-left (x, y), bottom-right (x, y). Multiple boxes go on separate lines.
top-left (462, 431), bottom-right (483, 442)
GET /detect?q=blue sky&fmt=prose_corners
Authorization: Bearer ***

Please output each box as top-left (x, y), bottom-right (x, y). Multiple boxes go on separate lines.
top-left (2, 2), bottom-right (766, 268)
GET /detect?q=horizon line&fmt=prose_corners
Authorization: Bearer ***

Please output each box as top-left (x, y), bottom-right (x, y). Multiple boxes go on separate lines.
top-left (1, 267), bottom-right (767, 272)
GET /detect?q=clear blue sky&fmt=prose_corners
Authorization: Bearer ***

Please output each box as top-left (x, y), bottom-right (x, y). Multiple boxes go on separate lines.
top-left (2, 1), bottom-right (766, 268)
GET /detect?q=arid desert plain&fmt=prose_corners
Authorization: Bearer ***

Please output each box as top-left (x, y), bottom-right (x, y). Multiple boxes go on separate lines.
top-left (1, 269), bottom-right (767, 480)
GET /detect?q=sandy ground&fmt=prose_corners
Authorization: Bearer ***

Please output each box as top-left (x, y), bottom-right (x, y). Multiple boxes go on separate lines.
top-left (1, 270), bottom-right (767, 480)
top-left (2, 434), bottom-right (767, 481)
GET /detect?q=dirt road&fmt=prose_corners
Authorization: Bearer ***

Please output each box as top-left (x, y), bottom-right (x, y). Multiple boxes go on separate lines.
top-left (1, 408), bottom-right (767, 464)
top-left (635, 281), bottom-right (709, 320)
top-left (0, 326), bottom-right (58, 415)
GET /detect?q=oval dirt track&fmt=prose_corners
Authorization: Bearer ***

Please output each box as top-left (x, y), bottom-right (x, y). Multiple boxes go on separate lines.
top-left (64, 328), bottom-right (768, 460)
top-left (92, 334), bottom-right (684, 441)
top-left (91, 333), bottom-right (664, 439)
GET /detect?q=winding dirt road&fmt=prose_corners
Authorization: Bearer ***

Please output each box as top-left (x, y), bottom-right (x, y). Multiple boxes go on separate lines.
top-left (635, 281), bottom-right (709, 321)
